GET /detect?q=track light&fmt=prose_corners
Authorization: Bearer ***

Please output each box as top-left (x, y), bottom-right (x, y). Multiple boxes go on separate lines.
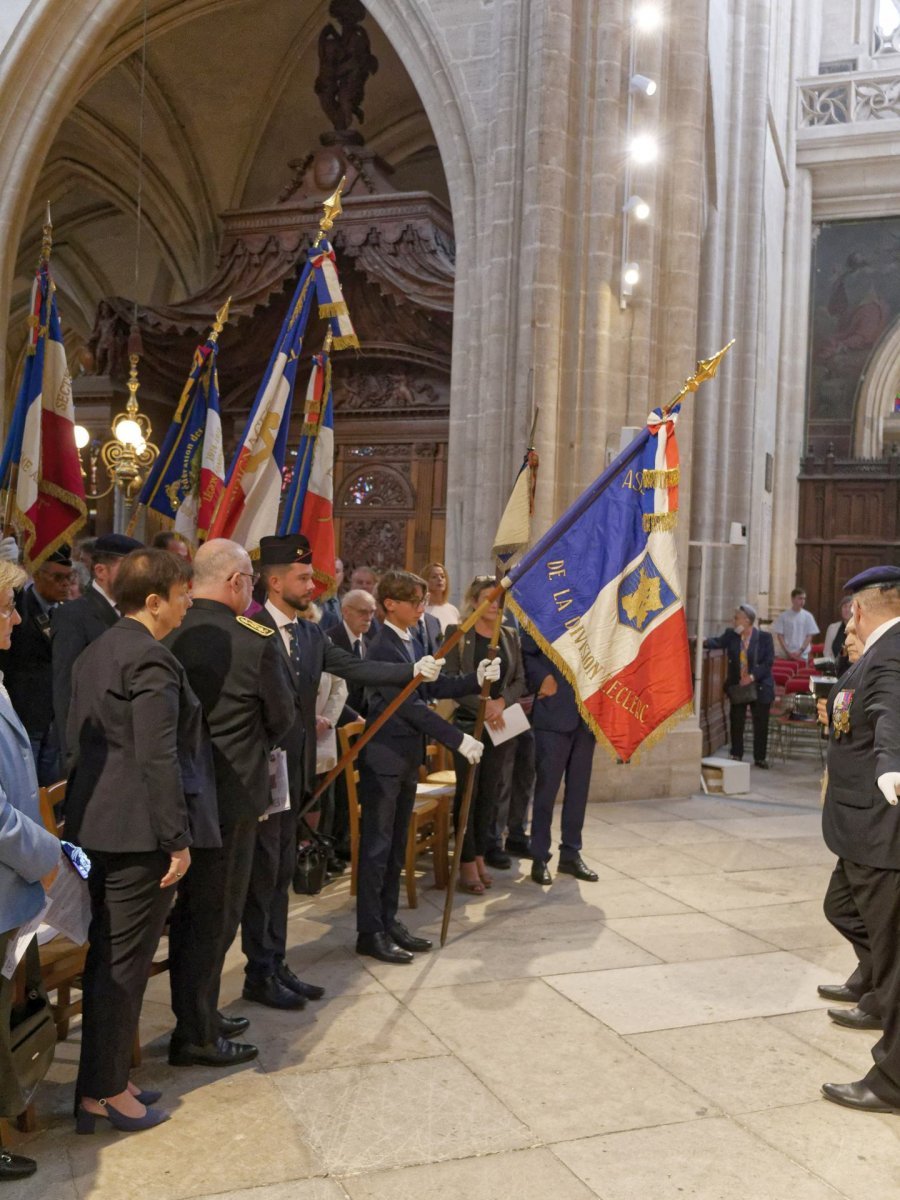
top-left (622, 262), bottom-right (641, 293)
top-left (629, 134), bottom-right (658, 164)
top-left (623, 195), bottom-right (651, 220)
top-left (630, 73), bottom-right (658, 97)
top-left (633, 4), bottom-right (662, 32)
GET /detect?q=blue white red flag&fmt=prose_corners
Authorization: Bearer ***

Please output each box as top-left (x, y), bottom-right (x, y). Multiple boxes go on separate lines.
top-left (0, 254), bottom-right (86, 570)
top-left (209, 236), bottom-right (357, 555)
top-left (133, 312), bottom-right (226, 543)
top-left (278, 340), bottom-right (336, 597)
top-left (505, 405), bottom-right (692, 762)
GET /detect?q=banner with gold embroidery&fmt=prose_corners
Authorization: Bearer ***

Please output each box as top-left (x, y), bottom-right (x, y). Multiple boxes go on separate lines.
top-left (505, 404), bottom-right (692, 762)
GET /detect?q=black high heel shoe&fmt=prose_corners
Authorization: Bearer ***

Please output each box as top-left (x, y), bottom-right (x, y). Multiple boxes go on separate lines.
top-left (75, 1099), bottom-right (169, 1134)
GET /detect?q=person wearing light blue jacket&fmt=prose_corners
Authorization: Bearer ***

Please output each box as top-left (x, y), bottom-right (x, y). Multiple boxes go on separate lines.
top-left (0, 557), bottom-right (62, 1182)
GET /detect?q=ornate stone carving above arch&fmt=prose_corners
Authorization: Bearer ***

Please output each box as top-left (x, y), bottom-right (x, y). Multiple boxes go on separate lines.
top-left (336, 462), bottom-right (414, 511)
top-left (854, 313), bottom-right (900, 457)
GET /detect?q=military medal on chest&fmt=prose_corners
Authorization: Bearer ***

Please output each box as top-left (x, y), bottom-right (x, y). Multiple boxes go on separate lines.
top-left (832, 689), bottom-right (853, 739)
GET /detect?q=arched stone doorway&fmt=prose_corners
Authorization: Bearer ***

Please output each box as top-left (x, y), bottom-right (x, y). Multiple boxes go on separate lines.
top-left (853, 313), bottom-right (900, 457)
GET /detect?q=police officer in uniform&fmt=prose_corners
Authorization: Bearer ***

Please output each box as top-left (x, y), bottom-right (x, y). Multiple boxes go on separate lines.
top-left (242, 535), bottom-right (444, 1006)
top-left (820, 565), bottom-right (900, 1113)
top-left (164, 538), bottom-right (295, 1067)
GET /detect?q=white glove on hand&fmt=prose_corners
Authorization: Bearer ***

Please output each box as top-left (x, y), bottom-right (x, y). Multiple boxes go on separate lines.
top-left (458, 732), bottom-right (484, 765)
top-left (476, 657), bottom-right (501, 686)
top-left (0, 536), bottom-right (19, 563)
top-left (413, 654), bottom-right (445, 683)
top-left (877, 772), bottom-right (900, 807)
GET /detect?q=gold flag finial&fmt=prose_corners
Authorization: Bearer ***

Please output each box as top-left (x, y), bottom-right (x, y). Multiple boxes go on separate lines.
top-left (319, 177), bottom-right (346, 234)
top-left (40, 203), bottom-right (53, 265)
top-left (324, 327), bottom-right (334, 353)
top-left (663, 339), bottom-right (735, 414)
top-left (210, 296), bottom-right (232, 344)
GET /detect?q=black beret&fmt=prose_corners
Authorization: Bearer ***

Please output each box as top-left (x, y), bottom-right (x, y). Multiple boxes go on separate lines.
top-left (844, 565), bottom-right (900, 594)
top-left (258, 534), bottom-right (312, 566)
top-left (46, 545), bottom-right (72, 566)
top-left (93, 533), bottom-right (144, 558)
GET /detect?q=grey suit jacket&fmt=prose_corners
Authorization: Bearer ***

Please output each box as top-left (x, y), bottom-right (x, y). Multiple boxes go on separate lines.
top-left (443, 623), bottom-right (525, 728)
top-left (0, 685), bottom-right (60, 935)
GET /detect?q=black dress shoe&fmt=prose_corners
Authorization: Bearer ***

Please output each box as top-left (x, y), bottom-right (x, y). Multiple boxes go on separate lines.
top-left (0, 1150), bottom-right (37, 1180)
top-left (531, 861), bottom-right (552, 885)
top-left (818, 982), bottom-right (863, 1004)
top-left (326, 855), bottom-right (347, 875)
top-left (242, 975), bottom-right (306, 1010)
top-left (828, 1005), bottom-right (883, 1030)
top-left (169, 1036), bottom-right (259, 1067)
top-left (557, 854), bottom-right (599, 882)
top-left (484, 847), bottom-right (512, 869)
top-left (822, 1080), bottom-right (900, 1113)
top-left (504, 835), bottom-right (532, 857)
top-left (218, 1012), bottom-right (250, 1038)
top-left (356, 931), bottom-right (414, 964)
top-left (276, 962), bottom-right (325, 1001)
top-left (389, 921), bottom-right (432, 953)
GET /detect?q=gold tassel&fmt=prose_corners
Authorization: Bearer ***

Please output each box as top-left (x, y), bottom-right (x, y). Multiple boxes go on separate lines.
top-left (641, 467), bottom-right (680, 489)
top-left (331, 334), bottom-right (360, 351)
top-left (643, 511), bottom-right (678, 533)
top-left (318, 301), bottom-right (348, 319)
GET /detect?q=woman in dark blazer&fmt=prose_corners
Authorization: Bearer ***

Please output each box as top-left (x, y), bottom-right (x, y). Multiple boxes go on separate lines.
top-left (444, 576), bottom-right (525, 893)
top-left (704, 603), bottom-right (775, 768)
top-left (66, 549), bottom-right (204, 1134)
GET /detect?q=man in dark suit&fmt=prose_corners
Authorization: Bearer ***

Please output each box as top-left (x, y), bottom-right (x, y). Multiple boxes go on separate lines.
top-left (704, 603), bottom-right (775, 768)
top-left (522, 632), bottom-right (599, 886)
top-left (411, 609), bottom-right (442, 658)
top-left (327, 588), bottom-right (379, 716)
top-left (243, 537), bottom-right (441, 1006)
top-left (51, 532), bottom-right (143, 765)
top-left (164, 538), bottom-right (295, 1067)
top-left (357, 570), bottom-right (495, 963)
top-left (819, 565), bottom-right (900, 1113)
top-left (0, 546), bottom-right (71, 784)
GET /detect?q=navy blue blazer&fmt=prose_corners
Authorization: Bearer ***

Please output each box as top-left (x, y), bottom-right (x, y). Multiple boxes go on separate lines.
top-left (411, 612), bottom-right (443, 658)
top-left (361, 624), bottom-right (478, 776)
top-left (704, 627), bottom-right (775, 704)
top-left (521, 633), bottom-right (584, 734)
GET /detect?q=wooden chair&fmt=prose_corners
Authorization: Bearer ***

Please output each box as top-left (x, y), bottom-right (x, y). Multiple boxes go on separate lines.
top-left (338, 720), bottom-right (453, 908)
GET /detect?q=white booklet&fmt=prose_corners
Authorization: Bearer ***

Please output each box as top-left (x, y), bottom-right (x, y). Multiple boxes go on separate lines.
top-left (484, 701), bottom-right (530, 746)
top-left (259, 749), bottom-right (291, 821)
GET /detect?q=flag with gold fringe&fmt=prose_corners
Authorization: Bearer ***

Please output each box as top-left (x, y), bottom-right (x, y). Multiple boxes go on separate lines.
top-left (505, 404), bottom-right (692, 763)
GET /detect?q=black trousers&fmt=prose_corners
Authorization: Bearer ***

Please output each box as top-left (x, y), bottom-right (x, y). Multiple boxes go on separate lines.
top-left (530, 724), bottom-right (595, 864)
top-left (356, 762), bottom-right (417, 935)
top-left (241, 807), bottom-right (297, 982)
top-left (453, 736), bottom-right (517, 863)
top-left (77, 849), bottom-right (171, 1099)
top-left (823, 858), bottom-right (878, 1015)
top-left (839, 859), bottom-right (900, 1103)
top-left (169, 815), bottom-right (258, 1046)
top-left (729, 699), bottom-right (771, 763)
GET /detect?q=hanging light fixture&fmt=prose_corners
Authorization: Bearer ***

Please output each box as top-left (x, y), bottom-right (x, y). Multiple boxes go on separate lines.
top-left (630, 73), bottom-right (658, 97)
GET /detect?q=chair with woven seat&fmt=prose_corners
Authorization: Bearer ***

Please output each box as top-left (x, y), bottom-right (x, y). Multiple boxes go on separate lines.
top-left (338, 720), bottom-right (452, 908)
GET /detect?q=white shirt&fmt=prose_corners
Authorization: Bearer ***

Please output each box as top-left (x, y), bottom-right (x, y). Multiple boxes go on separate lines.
top-left (264, 598), bottom-right (297, 658)
top-left (863, 614), bottom-right (900, 654)
top-left (426, 601), bottom-right (460, 632)
top-left (342, 619), bottom-right (366, 658)
top-left (771, 607), bottom-right (818, 653)
top-left (384, 619), bottom-right (413, 649)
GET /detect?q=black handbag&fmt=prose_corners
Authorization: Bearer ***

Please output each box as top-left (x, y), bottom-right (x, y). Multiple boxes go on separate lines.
top-left (727, 682), bottom-right (758, 705)
top-left (10, 984), bottom-right (56, 1107)
top-left (292, 820), bottom-right (332, 896)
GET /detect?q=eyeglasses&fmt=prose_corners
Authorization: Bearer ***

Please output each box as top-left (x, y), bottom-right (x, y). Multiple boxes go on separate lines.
top-left (232, 570), bottom-right (259, 585)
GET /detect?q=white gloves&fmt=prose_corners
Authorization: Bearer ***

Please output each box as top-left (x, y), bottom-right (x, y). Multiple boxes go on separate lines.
top-left (458, 733), bottom-right (485, 765)
top-left (877, 772), bottom-right (900, 807)
top-left (413, 654), bottom-right (445, 683)
top-left (0, 536), bottom-right (19, 563)
top-left (476, 657), bottom-right (501, 686)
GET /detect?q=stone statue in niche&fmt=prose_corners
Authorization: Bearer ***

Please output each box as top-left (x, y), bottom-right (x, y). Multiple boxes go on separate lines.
top-left (315, 0), bottom-right (379, 132)
top-left (86, 301), bottom-right (126, 377)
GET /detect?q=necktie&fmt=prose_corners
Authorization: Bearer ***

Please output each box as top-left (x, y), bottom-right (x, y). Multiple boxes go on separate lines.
top-left (352, 638), bottom-right (362, 659)
top-left (417, 618), bottom-right (430, 654)
top-left (286, 621), bottom-right (302, 674)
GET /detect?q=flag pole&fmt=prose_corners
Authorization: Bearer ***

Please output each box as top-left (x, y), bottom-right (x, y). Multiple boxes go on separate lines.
top-left (440, 587), bottom-right (506, 946)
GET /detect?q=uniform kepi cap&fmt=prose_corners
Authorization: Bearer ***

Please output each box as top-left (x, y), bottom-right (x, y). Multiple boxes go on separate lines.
top-left (258, 534), bottom-right (313, 566)
top-left (93, 533), bottom-right (144, 557)
top-left (46, 545), bottom-right (72, 566)
top-left (843, 564), bottom-right (900, 594)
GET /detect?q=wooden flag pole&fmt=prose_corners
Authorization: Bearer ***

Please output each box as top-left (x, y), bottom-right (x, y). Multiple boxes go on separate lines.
top-left (439, 590), bottom-right (506, 947)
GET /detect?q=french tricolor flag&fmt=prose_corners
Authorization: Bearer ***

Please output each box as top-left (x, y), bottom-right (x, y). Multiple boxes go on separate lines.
top-left (506, 405), bottom-right (693, 763)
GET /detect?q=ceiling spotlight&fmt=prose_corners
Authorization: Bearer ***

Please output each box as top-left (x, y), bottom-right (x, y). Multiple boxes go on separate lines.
top-left (622, 262), bottom-right (641, 290)
top-left (623, 195), bottom-right (651, 220)
top-left (633, 4), bottom-right (662, 32)
top-left (630, 73), bottom-right (658, 97)
top-left (629, 133), bottom-right (659, 164)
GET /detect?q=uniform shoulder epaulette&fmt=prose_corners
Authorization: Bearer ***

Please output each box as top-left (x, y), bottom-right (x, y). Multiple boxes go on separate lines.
top-left (236, 615), bottom-right (275, 637)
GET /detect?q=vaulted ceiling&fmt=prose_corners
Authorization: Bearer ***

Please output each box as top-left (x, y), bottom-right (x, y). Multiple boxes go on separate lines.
top-left (8, 0), bottom-right (448, 383)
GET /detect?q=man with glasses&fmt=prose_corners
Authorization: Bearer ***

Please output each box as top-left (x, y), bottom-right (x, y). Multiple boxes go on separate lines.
top-left (328, 588), bottom-right (379, 715)
top-left (164, 538), bottom-right (295, 1068)
top-left (0, 545), bottom-right (72, 785)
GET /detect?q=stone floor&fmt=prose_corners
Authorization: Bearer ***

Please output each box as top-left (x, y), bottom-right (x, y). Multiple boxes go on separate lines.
top-left (10, 756), bottom-right (900, 1198)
